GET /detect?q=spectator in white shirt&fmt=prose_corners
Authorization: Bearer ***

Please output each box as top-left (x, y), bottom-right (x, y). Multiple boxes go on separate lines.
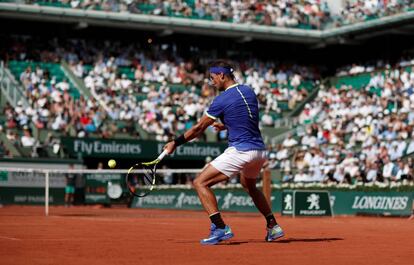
top-left (394, 160), bottom-right (410, 181)
top-left (333, 166), bottom-right (345, 183)
top-left (283, 133), bottom-right (298, 148)
top-left (310, 167), bottom-right (325, 182)
top-left (365, 163), bottom-right (378, 182)
top-left (21, 127), bottom-right (36, 147)
top-left (71, 61), bottom-right (84, 78)
top-left (261, 110), bottom-right (274, 126)
top-left (406, 135), bottom-right (414, 155)
top-left (301, 131), bottom-right (317, 146)
top-left (388, 144), bottom-right (401, 161)
top-left (276, 145), bottom-right (289, 161)
top-left (56, 79), bottom-right (70, 91)
top-left (340, 152), bottom-right (359, 178)
top-left (294, 170), bottom-right (311, 183)
top-left (382, 157), bottom-right (395, 181)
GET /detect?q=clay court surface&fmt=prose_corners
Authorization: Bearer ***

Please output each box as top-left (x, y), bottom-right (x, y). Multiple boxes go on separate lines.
top-left (0, 206), bottom-right (413, 265)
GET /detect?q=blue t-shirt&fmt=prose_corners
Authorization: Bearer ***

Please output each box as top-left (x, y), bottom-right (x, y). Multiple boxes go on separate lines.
top-left (206, 84), bottom-right (266, 151)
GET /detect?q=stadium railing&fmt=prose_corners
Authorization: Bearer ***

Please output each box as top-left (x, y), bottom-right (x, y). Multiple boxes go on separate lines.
top-left (0, 61), bottom-right (29, 108)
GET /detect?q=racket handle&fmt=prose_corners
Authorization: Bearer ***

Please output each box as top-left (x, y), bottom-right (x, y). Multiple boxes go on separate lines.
top-left (157, 149), bottom-right (169, 161)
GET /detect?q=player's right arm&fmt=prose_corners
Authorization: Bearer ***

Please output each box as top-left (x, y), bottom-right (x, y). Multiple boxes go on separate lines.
top-left (163, 114), bottom-right (215, 154)
top-left (183, 114), bottom-right (216, 141)
top-left (212, 122), bottom-right (226, 131)
top-left (164, 96), bottom-right (224, 154)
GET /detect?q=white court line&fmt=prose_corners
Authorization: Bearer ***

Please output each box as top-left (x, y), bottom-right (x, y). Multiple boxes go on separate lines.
top-left (149, 222), bottom-right (176, 226)
top-left (50, 216), bottom-right (127, 222)
top-left (50, 216), bottom-right (177, 226)
top-left (0, 235), bottom-right (21, 241)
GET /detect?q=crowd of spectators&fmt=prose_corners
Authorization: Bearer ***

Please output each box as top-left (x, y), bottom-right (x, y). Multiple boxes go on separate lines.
top-left (1, 36), bottom-right (319, 154)
top-left (267, 60), bottom-right (414, 184)
top-left (23, 0), bottom-right (331, 29)
top-left (2, 34), bottom-right (414, 185)
top-left (2, 63), bottom-right (107, 156)
top-left (336, 56), bottom-right (414, 77)
top-left (332, 0), bottom-right (414, 27)
top-left (17, 0), bottom-right (414, 29)
top-left (70, 48), bottom-right (316, 138)
top-left (5, 36), bottom-right (414, 186)
top-left (55, 37), bottom-right (318, 133)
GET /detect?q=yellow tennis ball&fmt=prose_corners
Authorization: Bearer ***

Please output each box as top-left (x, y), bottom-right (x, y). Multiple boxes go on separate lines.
top-left (108, 159), bottom-right (116, 168)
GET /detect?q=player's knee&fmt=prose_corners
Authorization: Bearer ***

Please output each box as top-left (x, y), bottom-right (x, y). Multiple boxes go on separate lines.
top-left (241, 179), bottom-right (255, 192)
top-left (240, 182), bottom-right (249, 192)
top-left (245, 184), bottom-right (258, 194)
top-left (193, 178), bottom-right (204, 190)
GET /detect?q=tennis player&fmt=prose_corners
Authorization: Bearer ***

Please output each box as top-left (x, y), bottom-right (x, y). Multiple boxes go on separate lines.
top-left (163, 60), bottom-right (284, 245)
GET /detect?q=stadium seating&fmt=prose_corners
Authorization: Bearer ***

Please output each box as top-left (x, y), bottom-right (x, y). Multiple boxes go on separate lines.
top-left (8, 60), bottom-right (80, 98)
top-left (1, 36), bottom-right (321, 159)
top-left (8, 0), bottom-right (328, 29)
top-left (268, 59), bottom-right (414, 184)
top-left (333, 0), bottom-right (414, 27)
top-left (1, 33), bottom-right (413, 185)
top-left (2, 0), bottom-right (413, 29)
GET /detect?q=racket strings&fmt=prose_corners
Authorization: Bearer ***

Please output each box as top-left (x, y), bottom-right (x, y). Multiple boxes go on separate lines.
top-left (142, 166), bottom-right (155, 186)
top-left (126, 163), bottom-right (157, 197)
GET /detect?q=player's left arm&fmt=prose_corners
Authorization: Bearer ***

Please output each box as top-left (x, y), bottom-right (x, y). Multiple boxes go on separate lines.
top-left (164, 114), bottom-right (215, 154)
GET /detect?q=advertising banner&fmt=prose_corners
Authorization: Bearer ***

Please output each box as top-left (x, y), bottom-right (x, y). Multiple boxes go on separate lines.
top-left (281, 190), bottom-right (294, 215)
top-left (0, 171), bottom-right (65, 188)
top-left (61, 137), bottom-right (227, 159)
top-left (0, 187), bottom-right (64, 205)
top-left (131, 189), bottom-right (412, 216)
top-left (330, 191), bottom-right (412, 216)
top-left (84, 173), bottom-right (123, 204)
top-left (293, 190), bottom-right (333, 217)
top-left (131, 189), bottom-right (279, 213)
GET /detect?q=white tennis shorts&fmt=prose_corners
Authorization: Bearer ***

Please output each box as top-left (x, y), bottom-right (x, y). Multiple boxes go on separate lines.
top-left (210, 147), bottom-right (267, 179)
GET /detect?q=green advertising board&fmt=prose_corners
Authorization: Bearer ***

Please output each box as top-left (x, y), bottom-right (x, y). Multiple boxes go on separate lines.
top-left (85, 173), bottom-right (123, 204)
top-left (131, 188), bottom-right (413, 216)
top-left (282, 190), bottom-right (333, 217)
top-left (132, 188), bottom-right (279, 212)
top-left (0, 170), bottom-right (66, 205)
top-left (0, 187), bottom-right (65, 205)
top-left (281, 190), bottom-right (294, 215)
top-left (293, 190), bottom-right (332, 217)
top-left (61, 137), bottom-right (227, 159)
top-left (330, 191), bottom-right (412, 216)
top-left (0, 171), bottom-right (7, 181)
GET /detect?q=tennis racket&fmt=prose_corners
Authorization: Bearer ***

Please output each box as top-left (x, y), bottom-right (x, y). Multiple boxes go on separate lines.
top-left (125, 150), bottom-right (168, 197)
